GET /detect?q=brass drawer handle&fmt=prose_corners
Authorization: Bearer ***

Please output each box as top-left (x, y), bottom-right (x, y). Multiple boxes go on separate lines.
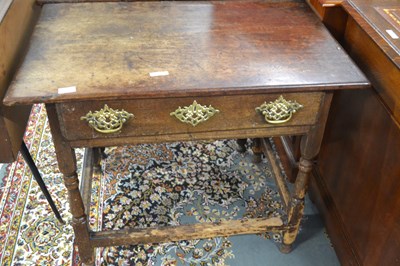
top-left (170, 100), bottom-right (219, 127)
top-left (256, 95), bottom-right (303, 124)
top-left (81, 104), bottom-right (134, 134)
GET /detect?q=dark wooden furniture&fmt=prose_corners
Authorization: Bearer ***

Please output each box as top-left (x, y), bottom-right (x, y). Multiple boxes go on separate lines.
top-left (0, 0), bottom-right (36, 163)
top-left (0, 0), bottom-right (64, 223)
top-left (303, 0), bottom-right (400, 265)
top-left (3, 1), bottom-right (368, 264)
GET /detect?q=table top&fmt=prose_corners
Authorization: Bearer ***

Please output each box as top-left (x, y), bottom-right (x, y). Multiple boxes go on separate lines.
top-left (4, 1), bottom-right (368, 105)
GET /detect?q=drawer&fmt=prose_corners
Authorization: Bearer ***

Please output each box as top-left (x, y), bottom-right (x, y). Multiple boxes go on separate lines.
top-left (56, 92), bottom-right (324, 141)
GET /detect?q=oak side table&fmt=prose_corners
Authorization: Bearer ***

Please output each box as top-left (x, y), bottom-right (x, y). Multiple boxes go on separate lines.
top-left (4, 1), bottom-right (369, 264)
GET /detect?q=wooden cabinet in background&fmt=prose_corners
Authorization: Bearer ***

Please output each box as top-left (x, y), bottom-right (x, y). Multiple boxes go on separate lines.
top-left (307, 1), bottom-right (400, 265)
top-left (0, 0), bottom-right (39, 162)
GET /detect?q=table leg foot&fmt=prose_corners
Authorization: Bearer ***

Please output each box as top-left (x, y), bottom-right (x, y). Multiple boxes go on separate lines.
top-left (78, 249), bottom-right (94, 265)
top-left (279, 243), bottom-right (293, 254)
top-left (236, 139), bottom-right (247, 153)
top-left (253, 153), bottom-right (262, 163)
top-left (252, 138), bottom-right (263, 163)
top-left (82, 261), bottom-right (95, 266)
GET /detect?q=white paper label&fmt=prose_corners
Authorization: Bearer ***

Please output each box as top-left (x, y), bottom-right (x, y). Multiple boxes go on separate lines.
top-left (386, 29), bottom-right (399, 39)
top-left (58, 86), bottom-right (77, 94)
top-left (149, 71), bottom-right (169, 77)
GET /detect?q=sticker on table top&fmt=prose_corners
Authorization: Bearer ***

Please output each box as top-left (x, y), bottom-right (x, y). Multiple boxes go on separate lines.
top-left (386, 29), bottom-right (399, 39)
top-left (58, 86), bottom-right (77, 94)
top-left (149, 71), bottom-right (169, 77)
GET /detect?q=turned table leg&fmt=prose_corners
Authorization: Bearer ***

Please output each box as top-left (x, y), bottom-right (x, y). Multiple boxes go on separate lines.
top-left (280, 92), bottom-right (333, 252)
top-left (46, 104), bottom-right (94, 264)
top-left (280, 156), bottom-right (313, 253)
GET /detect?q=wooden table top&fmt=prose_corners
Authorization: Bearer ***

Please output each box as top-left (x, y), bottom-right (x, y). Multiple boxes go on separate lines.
top-left (4, 1), bottom-right (368, 105)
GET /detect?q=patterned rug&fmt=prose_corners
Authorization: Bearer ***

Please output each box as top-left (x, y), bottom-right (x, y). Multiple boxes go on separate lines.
top-left (0, 104), bottom-right (338, 266)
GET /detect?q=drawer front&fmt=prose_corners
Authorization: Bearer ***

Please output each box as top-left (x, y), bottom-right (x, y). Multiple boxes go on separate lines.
top-left (57, 92), bottom-right (324, 141)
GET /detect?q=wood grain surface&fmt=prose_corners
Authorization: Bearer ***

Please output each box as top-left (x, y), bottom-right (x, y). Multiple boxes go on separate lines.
top-left (4, 1), bottom-right (368, 106)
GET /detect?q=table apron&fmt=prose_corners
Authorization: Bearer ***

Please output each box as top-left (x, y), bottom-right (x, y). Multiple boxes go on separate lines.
top-left (56, 92), bottom-right (325, 147)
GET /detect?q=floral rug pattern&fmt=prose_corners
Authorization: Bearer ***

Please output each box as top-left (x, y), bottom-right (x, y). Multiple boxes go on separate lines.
top-left (0, 104), bottom-right (289, 266)
top-left (0, 104), bottom-right (76, 265)
top-left (97, 140), bottom-right (284, 266)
